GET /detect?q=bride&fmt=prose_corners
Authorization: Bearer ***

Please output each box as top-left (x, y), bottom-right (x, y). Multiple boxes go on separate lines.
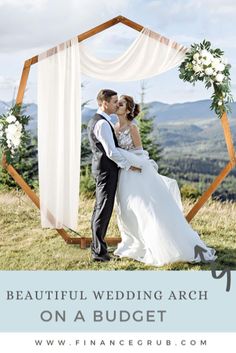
top-left (113, 95), bottom-right (217, 267)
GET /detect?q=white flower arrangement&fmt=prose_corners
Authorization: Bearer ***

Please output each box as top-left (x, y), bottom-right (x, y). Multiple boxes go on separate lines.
top-left (179, 40), bottom-right (233, 118)
top-left (0, 104), bottom-right (30, 163)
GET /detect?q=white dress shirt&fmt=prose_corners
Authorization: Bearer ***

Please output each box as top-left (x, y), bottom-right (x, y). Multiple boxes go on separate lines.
top-left (94, 108), bottom-right (139, 170)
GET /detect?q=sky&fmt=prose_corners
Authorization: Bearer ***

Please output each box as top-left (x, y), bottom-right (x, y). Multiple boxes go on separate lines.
top-left (0, 0), bottom-right (236, 108)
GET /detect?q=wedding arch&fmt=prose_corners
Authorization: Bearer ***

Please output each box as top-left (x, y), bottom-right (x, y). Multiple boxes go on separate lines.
top-left (1, 15), bottom-right (236, 248)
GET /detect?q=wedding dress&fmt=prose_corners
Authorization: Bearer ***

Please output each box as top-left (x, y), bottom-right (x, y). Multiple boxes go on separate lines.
top-left (114, 125), bottom-right (217, 267)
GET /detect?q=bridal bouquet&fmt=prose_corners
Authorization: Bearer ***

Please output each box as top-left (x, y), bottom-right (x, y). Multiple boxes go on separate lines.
top-left (179, 40), bottom-right (233, 118)
top-left (0, 104), bottom-right (30, 163)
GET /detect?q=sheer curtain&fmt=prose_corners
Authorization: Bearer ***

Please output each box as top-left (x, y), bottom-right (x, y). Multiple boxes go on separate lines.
top-left (37, 28), bottom-right (187, 231)
top-left (79, 28), bottom-right (187, 81)
top-left (38, 38), bottom-right (81, 229)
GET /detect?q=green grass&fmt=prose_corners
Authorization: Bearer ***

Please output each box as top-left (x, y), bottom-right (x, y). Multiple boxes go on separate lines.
top-left (0, 190), bottom-right (235, 270)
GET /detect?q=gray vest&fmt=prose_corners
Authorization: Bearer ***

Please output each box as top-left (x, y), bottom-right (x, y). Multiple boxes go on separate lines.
top-left (87, 114), bottom-right (119, 177)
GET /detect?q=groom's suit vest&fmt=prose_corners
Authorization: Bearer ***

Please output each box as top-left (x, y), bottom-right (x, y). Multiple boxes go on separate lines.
top-left (87, 114), bottom-right (119, 177)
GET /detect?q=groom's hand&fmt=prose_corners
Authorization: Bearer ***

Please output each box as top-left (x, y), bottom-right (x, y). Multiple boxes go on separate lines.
top-left (129, 166), bottom-right (142, 173)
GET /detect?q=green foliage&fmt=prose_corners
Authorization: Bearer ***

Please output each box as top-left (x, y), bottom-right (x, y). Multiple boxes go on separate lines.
top-left (1, 190), bottom-right (236, 270)
top-left (179, 40), bottom-right (234, 118)
top-left (137, 81), bottom-right (165, 172)
top-left (81, 131), bottom-right (92, 167)
top-left (80, 165), bottom-right (95, 196)
top-left (0, 135), bottom-right (38, 190)
top-left (0, 103), bottom-right (31, 163)
top-left (162, 157), bottom-right (236, 202)
top-left (0, 103), bottom-right (38, 190)
top-left (137, 106), bottom-right (164, 172)
top-left (180, 183), bottom-right (201, 200)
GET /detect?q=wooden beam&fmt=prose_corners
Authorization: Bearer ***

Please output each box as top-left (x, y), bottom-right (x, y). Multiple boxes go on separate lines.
top-left (118, 15), bottom-right (144, 32)
top-left (78, 237), bottom-right (121, 248)
top-left (2, 14), bottom-right (236, 246)
top-left (77, 15), bottom-right (130, 42)
top-left (20, 15), bottom-right (145, 67)
top-left (16, 61), bottom-right (32, 104)
top-left (221, 112), bottom-right (236, 165)
top-left (1, 158), bottom-right (81, 244)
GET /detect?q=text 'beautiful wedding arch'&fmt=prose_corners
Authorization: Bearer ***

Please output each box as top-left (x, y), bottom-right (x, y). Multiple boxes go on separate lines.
top-left (2, 15), bottom-right (236, 248)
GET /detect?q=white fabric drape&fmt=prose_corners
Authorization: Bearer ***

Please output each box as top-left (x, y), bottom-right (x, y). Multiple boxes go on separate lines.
top-left (38, 38), bottom-right (81, 229)
top-left (37, 27), bottom-right (187, 230)
top-left (80, 28), bottom-right (187, 81)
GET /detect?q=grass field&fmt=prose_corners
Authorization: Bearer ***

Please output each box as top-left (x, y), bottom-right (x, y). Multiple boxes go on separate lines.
top-left (0, 190), bottom-right (236, 270)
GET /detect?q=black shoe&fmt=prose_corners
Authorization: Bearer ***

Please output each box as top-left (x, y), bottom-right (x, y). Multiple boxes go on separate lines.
top-left (91, 254), bottom-right (111, 262)
top-left (103, 254), bottom-right (111, 261)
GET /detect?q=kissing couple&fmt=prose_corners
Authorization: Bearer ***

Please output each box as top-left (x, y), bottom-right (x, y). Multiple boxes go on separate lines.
top-left (87, 89), bottom-right (216, 266)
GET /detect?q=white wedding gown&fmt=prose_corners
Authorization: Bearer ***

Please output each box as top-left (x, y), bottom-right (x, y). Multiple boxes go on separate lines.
top-left (114, 126), bottom-right (217, 267)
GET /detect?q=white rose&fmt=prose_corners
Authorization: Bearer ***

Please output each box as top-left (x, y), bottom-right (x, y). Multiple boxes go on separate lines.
top-left (6, 134), bottom-right (13, 141)
top-left (205, 68), bottom-right (213, 75)
top-left (215, 73), bottom-right (224, 82)
top-left (193, 53), bottom-right (200, 60)
top-left (6, 123), bottom-right (22, 137)
top-left (6, 131), bottom-right (13, 139)
top-left (6, 124), bottom-right (17, 133)
top-left (218, 101), bottom-right (223, 106)
top-left (212, 58), bottom-right (221, 69)
top-left (203, 58), bottom-right (212, 66)
top-left (200, 49), bottom-right (209, 57)
top-left (15, 131), bottom-right (22, 138)
top-left (6, 115), bottom-right (16, 124)
top-left (216, 63), bottom-right (225, 72)
top-left (208, 53), bottom-right (214, 61)
top-left (17, 124), bottom-right (22, 132)
top-left (14, 131), bottom-right (22, 139)
top-left (15, 121), bottom-right (22, 131)
top-left (193, 65), bottom-right (202, 73)
top-left (12, 139), bottom-right (20, 147)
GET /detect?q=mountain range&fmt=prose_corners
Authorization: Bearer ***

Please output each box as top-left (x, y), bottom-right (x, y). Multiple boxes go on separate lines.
top-left (1, 99), bottom-right (236, 159)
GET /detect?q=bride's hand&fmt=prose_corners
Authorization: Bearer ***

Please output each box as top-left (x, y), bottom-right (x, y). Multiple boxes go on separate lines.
top-left (129, 166), bottom-right (142, 173)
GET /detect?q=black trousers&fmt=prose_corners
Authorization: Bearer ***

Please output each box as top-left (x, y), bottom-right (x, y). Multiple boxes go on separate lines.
top-left (91, 170), bottom-right (118, 257)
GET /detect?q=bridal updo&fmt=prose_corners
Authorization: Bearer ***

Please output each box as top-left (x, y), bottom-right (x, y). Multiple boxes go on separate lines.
top-left (120, 95), bottom-right (140, 121)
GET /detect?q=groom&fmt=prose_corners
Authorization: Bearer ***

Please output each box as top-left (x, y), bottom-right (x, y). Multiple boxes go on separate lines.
top-left (87, 89), bottom-right (141, 262)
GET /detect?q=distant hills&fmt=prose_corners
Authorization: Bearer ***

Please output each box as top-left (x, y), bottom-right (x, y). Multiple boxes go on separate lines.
top-left (1, 99), bottom-right (236, 159)
top-left (1, 98), bottom-right (236, 200)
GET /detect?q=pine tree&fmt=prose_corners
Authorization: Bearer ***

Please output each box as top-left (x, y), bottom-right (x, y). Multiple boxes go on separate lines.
top-left (80, 81), bottom-right (93, 168)
top-left (80, 131), bottom-right (92, 168)
top-left (137, 81), bottom-right (164, 172)
top-left (0, 135), bottom-right (38, 189)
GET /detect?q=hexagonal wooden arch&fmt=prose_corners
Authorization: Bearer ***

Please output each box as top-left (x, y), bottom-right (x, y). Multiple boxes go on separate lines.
top-left (2, 15), bottom-right (236, 248)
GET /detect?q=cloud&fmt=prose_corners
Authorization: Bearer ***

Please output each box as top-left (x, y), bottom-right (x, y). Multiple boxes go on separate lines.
top-left (0, 0), bottom-right (46, 7)
top-left (0, 0), bottom-right (235, 104)
top-left (0, 0), bottom-right (129, 53)
top-left (0, 75), bottom-right (19, 89)
top-left (147, 0), bottom-right (236, 18)
top-left (145, 0), bottom-right (236, 36)
top-left (0, 75), bottom-right (20, 102)
top-left (81, 23), bottom-right (139, 59)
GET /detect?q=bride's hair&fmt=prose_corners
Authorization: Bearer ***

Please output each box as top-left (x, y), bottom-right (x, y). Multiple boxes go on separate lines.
top-left (121, 95), bottom-right (140, 121)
